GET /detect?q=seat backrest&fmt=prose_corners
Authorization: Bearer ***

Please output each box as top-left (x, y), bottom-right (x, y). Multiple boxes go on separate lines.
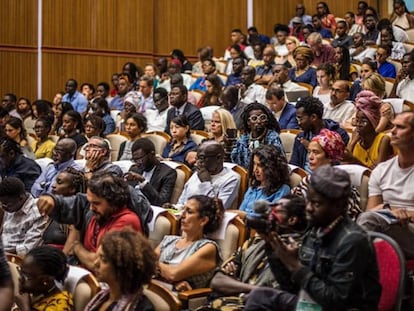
top-left (143, 280), bottom-right (182, 311)
top-left (112, 160), bottom-right (133, 174)
top-left (143, 131), bottom-right (171, 156)
top-left (223, 162), bottom-right (248, 209)
top-left (162, 161), bottom-right (192, 204)
top-left (190, 130), bottom-right (209, 145)
top-left (215, 61), bottom-right (227, 74)
top-left (336, 164), bottom-right (371, 211)
top-left (35, 157), bottom-right (54, 173)
top-left (64, 265), bottom-right (101, 311)
top-left (106, 134), bottom-right (128, 161)
top-left (407, 29), bottom-right (414, 41)
top-left (189, 90), bottom-right (204, 104)
top-left (48, 134), bottom-right (60, 143)
top-left (149, 208), bottom-right (178, 248)
top-left (209, 214), bottom-right (246, 261)
top-left (288, 164), bottom-right (308, 188)
top-left (110, 110), bottom-right (121, 122)
top-left (368, 231), bottom-right (405, 311)
top-left (280, 132), bottom-right (297, 162)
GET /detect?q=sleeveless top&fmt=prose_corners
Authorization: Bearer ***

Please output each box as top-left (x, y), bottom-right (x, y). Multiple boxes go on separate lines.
top-left (159, 235), bottom-right (221, 288)
top-left (353, 132), bottom-right (386, 169)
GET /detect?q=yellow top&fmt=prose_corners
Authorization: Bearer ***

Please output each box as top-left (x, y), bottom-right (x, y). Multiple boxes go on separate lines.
top-left (31, 138), bottom-right (56, 159)
top-left (353, 132), bottom-right (386, 169)
top-left (32, 290), bottom-right (74, 311)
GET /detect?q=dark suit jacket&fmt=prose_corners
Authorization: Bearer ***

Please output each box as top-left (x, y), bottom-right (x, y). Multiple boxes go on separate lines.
top-left (165, 103), bottom-right (205, 134)
top-left (139, 163), bottom-right (177, 206)
top-left (279, 103), bottom-right (299, 130)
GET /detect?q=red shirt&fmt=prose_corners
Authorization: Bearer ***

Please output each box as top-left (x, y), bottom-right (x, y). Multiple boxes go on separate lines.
top-left (83, 207), bottom-right (142, 252)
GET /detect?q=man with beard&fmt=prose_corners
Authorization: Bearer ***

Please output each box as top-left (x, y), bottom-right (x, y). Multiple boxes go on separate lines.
top-left (238, 66), bottom-right (266, 105)
top-left (0, 137), bottom-right (41, 192)
top-left (169, 141), bottom-right (240, 210)
top-left (31, 138), bottom-right (81, 197)
top-left (37, 172), bottom-right (143, 270)
top-left (244, 166), bottom-right (381, 311)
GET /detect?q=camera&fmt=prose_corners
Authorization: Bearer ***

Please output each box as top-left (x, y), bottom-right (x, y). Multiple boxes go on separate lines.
top-left (245, 200), bottom-right (278, 233)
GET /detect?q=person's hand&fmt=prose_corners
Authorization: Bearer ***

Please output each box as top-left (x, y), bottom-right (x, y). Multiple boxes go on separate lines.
top-left (185, 151), bottom-right (197, 165)
top-left (124, 171), bottom-right (145, 183)
top-left (298, 137), bottom-right (310, 150)
top-left (37, 195), bottom-right (55, 216)
top-left (395, 68), bottom-right (407, 83)
top-left (391, 208), bottom-right (411, 227)
top-left (380, 103), bottom-right (393, 120)
top-left (237, 83), bottom-right (246, 96)
top-left (197, 167), bottom-right (211, 182)
top-left (222, 261), bottom-right (239, 276)
top-left (85, 149), bottom-right (103, 171)
top-left (174, 281), bottom-right (193, 292)
top-left (266, 233), bottom-right (302, 272)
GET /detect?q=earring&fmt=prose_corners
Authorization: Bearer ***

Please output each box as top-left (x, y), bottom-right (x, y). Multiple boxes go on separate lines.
top-left (43, 281), bottom-right (47, 286)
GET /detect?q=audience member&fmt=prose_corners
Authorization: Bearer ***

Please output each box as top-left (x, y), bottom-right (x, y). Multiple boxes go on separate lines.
top-left (346, 90), bottom-right (394, 169)
top-left (1, 177), bottom-right (47, 256)
top-left (118, 113), bottom-right (147, 161)
top-left (323, 80), bottom-right (355, 124)
top-left (231, 103), bottom-right (284, 169)
top-left (357, 111), bottom-right (414, 259)
top-left (31, 118), bottom-right (55, 159)
top-left (313, 63), bottom-right (335, 106)
top-left (31, 138), bottom-right (81, 197)
top-left (239, 66), bottom-right (266, 105)
top-left (156, 195), bottom-right (224, 290)
top-left (245, 166), bottom-right (381, 310)
top-left (16, 246), bottom-right (74, 311)
top-left (332, 20), bottom-right (353, 48)
top-left (146, 87), bottom-right (170, 132)
top-left (307, 32), bottom-right (335, 67)
top-left (293, 129), bottom-right (362, 220)
top-left (266, 87), bottom-right (299, 129)
top-left (239, 145), bottom-right (290, 214)
top-left (390, 51), bottom-right (414, 100)
top-left (288, 46), bottom-right (317, 87)
top-left (62, 79), bottom-right (88, 114)
top-left (125, 138), bottom-right (177, 206)
top-left (0, 137), bottom-right (41, 192)
top-left (85, 230), bottom-right (156, 310)
top-left (165, 85), bottom-right (204, 135)
top-left (173, 141), bottom-right (240, 210)
top-left (290, 96), bottom-right (349, 171)
top-left (37, 172), bottom-right (144, 270)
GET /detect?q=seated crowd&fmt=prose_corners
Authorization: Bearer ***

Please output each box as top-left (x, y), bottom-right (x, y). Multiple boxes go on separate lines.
top-left (1, 1), bottom-right (414, 310)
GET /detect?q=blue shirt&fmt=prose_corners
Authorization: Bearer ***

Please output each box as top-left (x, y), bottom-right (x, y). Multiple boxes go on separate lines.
top-left (102, 114), bottom-right (116, 136)
top-left (225, 73), bottom-right (242, 87)
top-left (109, 95), bottom-right (124, 111)
top-left (62, 91), bottom-right (88, 113)
top-left (378, 61), bottom-right (396, 79)
top-left (239, 184), bottom-right (291, 214)
top-left (31, 159), bottom-right (83, 197)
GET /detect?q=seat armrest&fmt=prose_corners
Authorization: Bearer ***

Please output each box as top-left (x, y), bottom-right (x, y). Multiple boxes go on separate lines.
top-left (177, 287), bottom-right (212, 300)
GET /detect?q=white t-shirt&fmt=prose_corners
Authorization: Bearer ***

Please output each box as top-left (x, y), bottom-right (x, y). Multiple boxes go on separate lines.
top-left (369, 156), bottom-right (414, 209)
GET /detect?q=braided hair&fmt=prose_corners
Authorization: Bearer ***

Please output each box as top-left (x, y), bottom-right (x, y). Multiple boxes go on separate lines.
top-left (63, 167), bottom-right (87, 193)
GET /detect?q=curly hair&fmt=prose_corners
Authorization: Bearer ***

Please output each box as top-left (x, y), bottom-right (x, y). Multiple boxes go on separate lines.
top-left (241, 102), bottom-right (280, 133)
top-left (100, 230), bottom-right (156, 293)
top-left (0, 137), bottom-right (22, 155)
top-left (248, 145), bottom-right (290, 195)
top-left (127, 113), bottom-right (148, 133)
top-left (26, 246), bottom-right (69, 284)
top-left (295, 96), bottom-right (324, 119)
top-left (0, 177), bottom-right (25, 197)
top-left (87, 172), bottom-right (130, 209)
top-left (188, 195), bottom-right (224, 234)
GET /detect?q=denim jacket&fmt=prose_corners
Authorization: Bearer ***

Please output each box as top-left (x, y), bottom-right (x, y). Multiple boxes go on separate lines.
top-left (291, 217), bottom-right (381, 310)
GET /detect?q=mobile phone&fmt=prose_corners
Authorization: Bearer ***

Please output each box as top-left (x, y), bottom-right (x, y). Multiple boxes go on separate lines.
top-left (226, 128), bottom-right (237, 139)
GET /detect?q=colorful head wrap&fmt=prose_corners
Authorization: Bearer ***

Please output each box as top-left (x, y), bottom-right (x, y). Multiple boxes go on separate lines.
top-left (311, 129), bottom-right (345, 163)
top-left (355, 90), bottom-right (382, 129)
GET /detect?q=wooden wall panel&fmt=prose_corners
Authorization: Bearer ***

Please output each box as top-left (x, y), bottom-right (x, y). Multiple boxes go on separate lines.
top-left (0, 0), bottom-right (37, 47)
top-left (42, 0), bottom-right (154, 52)
top-left (0, 51), bottom-right (37, 100)
top-left (154, 0), bottom-right (247, 60)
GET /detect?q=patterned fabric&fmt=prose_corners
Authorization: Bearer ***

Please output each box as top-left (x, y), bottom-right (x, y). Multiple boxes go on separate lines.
top-left (32, 290), bottom-right (74, 311)
top-left (311, 129), bottom-right (345, 163)
top-left (293, 175), bottom-right (362, 221)
top-left (2, 195), bottom-right (48, 256)
top-left (355, 90), bottom-right (382, 129)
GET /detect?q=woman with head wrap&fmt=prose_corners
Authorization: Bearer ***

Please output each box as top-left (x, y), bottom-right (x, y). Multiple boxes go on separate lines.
top-left (293, 128), bottom-right (362, 220)
top-left (288, 46), bottom-right (317, 87)
top-left (347, 90), bottom-right (394, 169)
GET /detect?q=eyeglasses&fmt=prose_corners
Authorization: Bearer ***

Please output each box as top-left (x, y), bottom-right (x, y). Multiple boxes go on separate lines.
top-left (330, 87), bottom-right (347, 93)
top-left (132, 154), bottom-right (148, 164)
top-left (351, 118), bottom-right (370, 126)
top-left (248, 114), bottom-right (268, 123)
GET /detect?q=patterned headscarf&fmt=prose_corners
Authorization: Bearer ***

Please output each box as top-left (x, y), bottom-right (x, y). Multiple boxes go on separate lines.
top-left (311, 129), bottom-right (345, 163)
top-left (293, 46), bottom-right (314, 63)
top-left (355, 90), bottom-right (382, 129)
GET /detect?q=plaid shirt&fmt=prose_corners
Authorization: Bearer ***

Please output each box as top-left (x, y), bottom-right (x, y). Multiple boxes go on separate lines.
top-left (2, 195), bottom-right (48, 256)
